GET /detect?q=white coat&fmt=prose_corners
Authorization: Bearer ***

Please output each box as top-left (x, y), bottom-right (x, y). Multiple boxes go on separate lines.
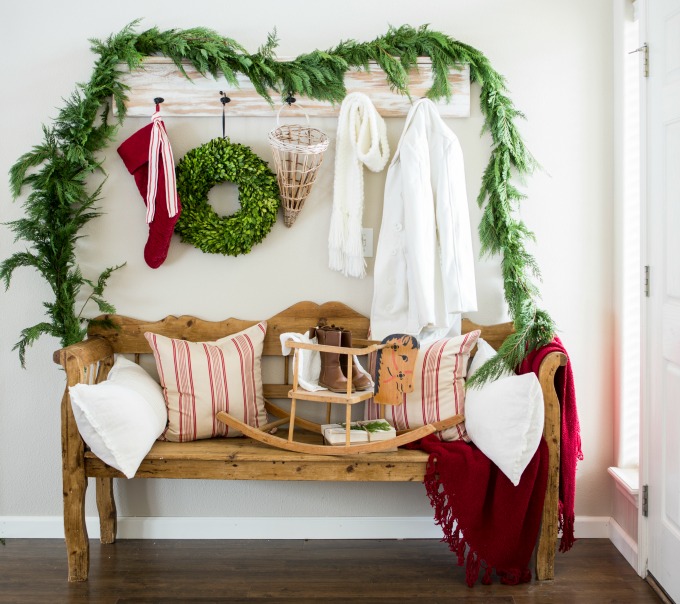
top-left (370, 98), bottom-right (477, 342)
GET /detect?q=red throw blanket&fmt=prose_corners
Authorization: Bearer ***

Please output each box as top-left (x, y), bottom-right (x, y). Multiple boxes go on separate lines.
top-left (416, 436), bottom-right (548, 586)
top-left (519, 336), bottom-right (583, 552)
top-left (414, 337), bottom-right (582, 585)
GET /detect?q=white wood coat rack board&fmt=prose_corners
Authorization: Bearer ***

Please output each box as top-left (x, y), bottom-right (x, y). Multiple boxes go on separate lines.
top-left (116, 58), bottom-right (470, 118)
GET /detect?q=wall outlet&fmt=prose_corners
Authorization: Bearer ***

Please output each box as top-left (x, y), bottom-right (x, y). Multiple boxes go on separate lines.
top-left (361, 228), bottom-right (374, 258)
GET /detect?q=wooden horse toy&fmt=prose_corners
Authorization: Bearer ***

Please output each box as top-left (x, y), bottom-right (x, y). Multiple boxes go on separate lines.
top-left (216, 333), bottom-right (464, 455)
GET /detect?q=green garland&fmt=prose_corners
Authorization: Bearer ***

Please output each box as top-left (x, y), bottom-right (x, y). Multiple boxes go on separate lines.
top-left (1, 22), bottom-right (555, 383)
top-left (175, 137), bottom-right (280, 256)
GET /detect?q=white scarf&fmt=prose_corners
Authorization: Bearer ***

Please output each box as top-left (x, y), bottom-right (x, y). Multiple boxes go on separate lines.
top-left (328, 92), bottom-right (389, 278)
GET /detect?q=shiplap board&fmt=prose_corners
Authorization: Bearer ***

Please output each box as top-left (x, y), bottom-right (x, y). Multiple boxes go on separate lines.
top-left (116, 58), bottom-right (470, 118)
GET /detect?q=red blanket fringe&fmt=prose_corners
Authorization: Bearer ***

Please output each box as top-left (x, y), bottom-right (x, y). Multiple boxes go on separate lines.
top-left (417, 436), bottom-right (549, 586)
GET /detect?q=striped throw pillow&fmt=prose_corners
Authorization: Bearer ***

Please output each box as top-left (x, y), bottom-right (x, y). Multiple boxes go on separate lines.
top-left (367, 330), bottom-right (480, 442)
top-left (144, 322), bottom-right (267, 442)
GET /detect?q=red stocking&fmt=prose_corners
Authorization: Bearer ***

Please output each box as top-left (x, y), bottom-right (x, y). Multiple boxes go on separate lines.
top-left (117, 115), bottom-right (181, 269)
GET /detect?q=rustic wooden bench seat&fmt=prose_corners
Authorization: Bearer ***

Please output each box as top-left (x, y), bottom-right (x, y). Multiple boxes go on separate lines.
top-left (54, 301), bottom-right (566, 583)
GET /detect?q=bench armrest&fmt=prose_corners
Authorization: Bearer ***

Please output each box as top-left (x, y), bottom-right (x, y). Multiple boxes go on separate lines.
top-left (54, 338), bottom-right (115, 386)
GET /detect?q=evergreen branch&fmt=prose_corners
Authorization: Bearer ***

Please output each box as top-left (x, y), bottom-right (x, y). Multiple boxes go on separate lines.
top-left (257, 28), bottom-right (279, 59)
top-left (86, 316), bottom-right (120, 332)
top-left (77, 263), bottom-right (125, 318)
top-left (9, 128), bottom-right (57, 198)
top-left (0, 252), bottom-right (45, 289)
top-left (13, 322), bottom-right (56, 368)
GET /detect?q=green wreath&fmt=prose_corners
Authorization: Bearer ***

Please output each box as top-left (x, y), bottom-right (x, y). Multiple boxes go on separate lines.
top-left (174, 137), bottom-right (280, 256)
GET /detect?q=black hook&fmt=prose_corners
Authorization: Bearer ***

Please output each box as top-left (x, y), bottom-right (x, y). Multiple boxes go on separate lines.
top-left (285, 92), bottom-right (296, 106)
top-left (219, 91), bottom-right (231, 139)
top-left (153, 97), bottom-right (165, 105)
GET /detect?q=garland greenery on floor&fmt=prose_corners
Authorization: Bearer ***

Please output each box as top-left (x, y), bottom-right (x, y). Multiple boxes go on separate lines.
top-left (1, 22), bottom-right (554, 381)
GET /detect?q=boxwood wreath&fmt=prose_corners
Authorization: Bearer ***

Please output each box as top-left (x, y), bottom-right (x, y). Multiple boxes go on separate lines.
top-left (175, 137), bottom-right (280, 256)
top-left (1, 21), bottom-right (555, 385)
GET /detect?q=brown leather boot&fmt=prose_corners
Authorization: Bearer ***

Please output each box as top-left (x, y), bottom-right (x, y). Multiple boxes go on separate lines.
top-left (340, 328), bottom-right (372, 391)
top-left (316, 326), bottom-right (353, 393)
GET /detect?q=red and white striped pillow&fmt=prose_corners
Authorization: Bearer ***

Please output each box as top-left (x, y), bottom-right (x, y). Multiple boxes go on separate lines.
top-left (144, 322), bottom-right (267, 442)
top-left (367, 330), bottom-right (480, 441)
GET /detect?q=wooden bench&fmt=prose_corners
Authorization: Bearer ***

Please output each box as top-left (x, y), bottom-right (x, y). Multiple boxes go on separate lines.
top-left (54, 301), bottom-right (567, 582)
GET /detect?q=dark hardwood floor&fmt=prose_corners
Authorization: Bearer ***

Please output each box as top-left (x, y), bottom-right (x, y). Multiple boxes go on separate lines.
top-left (0, 538), bottom-right (660, 603)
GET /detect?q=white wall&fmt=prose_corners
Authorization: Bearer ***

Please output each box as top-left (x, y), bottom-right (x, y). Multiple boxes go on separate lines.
top-left (0, 0), bottom-right (614, 526)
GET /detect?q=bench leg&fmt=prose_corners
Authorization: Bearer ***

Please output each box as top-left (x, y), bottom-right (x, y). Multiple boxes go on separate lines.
top-left (62, 459), bottom-right (89, 581)
top-left (535, 352), bottom-right (563, 581)
top-left (96, 478), bottom-right (117, 544)
top-left (61, 387), bottom-right (89, 582)
top-left (535, 472), bottom-right (558, 580)
top-left (536, 403), bottom-right (561, 578)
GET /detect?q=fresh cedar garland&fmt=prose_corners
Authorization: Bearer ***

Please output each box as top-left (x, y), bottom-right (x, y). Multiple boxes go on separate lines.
top-left (1, 22), bottom-right (555, 382)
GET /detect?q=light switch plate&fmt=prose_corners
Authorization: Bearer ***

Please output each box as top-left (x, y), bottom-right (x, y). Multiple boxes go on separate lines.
top-left (361, 228), bottom-right (374, 258)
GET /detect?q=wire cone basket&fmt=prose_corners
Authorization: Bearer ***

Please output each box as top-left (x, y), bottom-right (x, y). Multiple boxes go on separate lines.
top-left (268, 115), bottom-right (329, 227)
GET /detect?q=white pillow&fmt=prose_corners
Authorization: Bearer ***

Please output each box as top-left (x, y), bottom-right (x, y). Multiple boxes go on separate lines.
top-left (69, 356), bottom-right (167, 478)
top-left (465, 372), bottom-right (544, 486)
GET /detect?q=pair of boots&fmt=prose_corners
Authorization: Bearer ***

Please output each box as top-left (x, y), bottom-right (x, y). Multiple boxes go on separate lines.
top-left (312, 325), bottom-right (371, 393)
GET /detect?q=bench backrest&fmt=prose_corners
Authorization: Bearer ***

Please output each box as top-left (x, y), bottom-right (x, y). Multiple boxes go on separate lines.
top-left (88, 300), bottom-right (514, 355)
top-left (87, 301), bottom-right (513, 401)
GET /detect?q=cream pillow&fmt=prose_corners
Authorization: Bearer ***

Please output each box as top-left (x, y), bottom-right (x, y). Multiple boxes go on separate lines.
top-left (145, 322), bottom-right (267, 442)
top-left (69, 356), bottom-right (167, 478)
top-left (465, 339), bottom-right (544, 486)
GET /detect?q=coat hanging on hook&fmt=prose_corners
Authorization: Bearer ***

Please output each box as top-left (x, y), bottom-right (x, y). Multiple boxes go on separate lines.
top-left (116, 98), bottom-right (182, 269)
top-left (371, 98), bottom-right (477, 341)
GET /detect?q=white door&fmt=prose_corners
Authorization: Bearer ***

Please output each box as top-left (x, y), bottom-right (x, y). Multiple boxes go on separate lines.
top-left (645, 0), bottom-right (680, 600)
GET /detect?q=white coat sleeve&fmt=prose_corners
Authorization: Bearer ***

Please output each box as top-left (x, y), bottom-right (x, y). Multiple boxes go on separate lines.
top-left (435, 137), bottom-right (478, 314)
top-left (397, 132), bottom-right (438, 333)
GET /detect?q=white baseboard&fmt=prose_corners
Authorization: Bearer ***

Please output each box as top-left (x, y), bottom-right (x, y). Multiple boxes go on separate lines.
top-left (574, 515), bottom-right (610, 538)
top-left (608, 517), bottom-right (639, 573)
top-left (2, 515), bottom-right (610, 540)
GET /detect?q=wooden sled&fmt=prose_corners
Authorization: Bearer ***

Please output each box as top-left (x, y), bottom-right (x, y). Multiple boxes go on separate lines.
top-left (214, 333), bottom-right (450, 456)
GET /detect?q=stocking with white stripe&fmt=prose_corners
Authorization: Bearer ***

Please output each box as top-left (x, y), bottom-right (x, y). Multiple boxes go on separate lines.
top-left (117, 104), bottom-right (181, 268)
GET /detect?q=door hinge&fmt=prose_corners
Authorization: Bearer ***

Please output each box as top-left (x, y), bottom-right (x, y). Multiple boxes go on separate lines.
top-left (642, 484), bottom-right (649, 517)
top-left (644, 265), bottom-right (650, 297)
top-left (629, 43), bottom-right (649, 77)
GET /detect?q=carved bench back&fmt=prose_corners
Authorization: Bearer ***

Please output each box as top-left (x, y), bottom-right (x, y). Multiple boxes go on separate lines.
top-left (87, 301), bottom-right (514, 393)
top-left (89, 301), bottom-right (513, 355)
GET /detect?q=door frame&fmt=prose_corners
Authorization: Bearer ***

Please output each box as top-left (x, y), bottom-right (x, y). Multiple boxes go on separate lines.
top-left (638, 0), bottom-right (650, 580)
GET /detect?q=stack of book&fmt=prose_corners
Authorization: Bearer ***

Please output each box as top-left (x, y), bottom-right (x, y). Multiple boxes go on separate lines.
top-left (321, 420), bottom-right (396, 447)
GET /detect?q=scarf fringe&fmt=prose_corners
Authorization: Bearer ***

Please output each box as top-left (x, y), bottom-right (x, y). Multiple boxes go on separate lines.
top-left (424, 456), bottom-right (533, 588)
top-left (328, 248), bottom-right (344, 273)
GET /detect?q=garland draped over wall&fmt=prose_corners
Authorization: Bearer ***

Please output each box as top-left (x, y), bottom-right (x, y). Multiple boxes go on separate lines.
top-left (1, 21), bottom-right (555, 384)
